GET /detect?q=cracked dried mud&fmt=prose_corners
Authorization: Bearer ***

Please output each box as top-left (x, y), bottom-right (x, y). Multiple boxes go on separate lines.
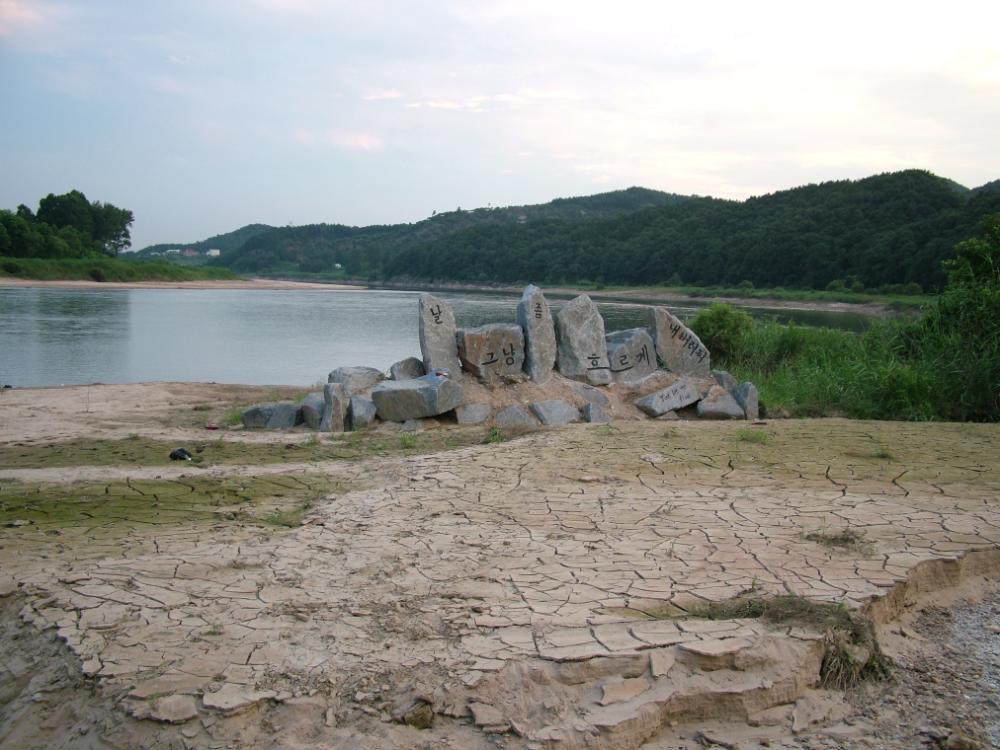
top-left (1, 382), bottom-right (998, 750)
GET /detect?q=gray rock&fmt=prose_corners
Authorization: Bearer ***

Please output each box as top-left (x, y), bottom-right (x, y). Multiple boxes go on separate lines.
top-left (299, 391), bottom-right (325, 429)
top-left (697, 385), bottom-right (745, 419)
top-left (634, 377), bottom-right (701, 417)
top-left (571, 381), bottom-right (610, 407)
top-left (606, 327), bottom-right (656, 383)
top-left (456, 324), bottom-right (525, 383)
top-left (516, 285), bottom-right (557, 383)
top-left (148, 694), bottom-right (199, 724)
top-left (389, 357), bottom-right (425, 381)
top-left (712, 370), bottom-right (738, 392)
top-left (320, 383), bottom-right (347, 432)
top-left (493, 404), bottom-right (541, 431)
top-left (734, 382), bottom-right (759, 421)
top-left (649, 307), bottom-right (711, 376)
top-left (456, 403), bottom-right (492, 425)
top-left (370, 373), bottom-right (463, 422)
top-left (583, 402), bottom-right (611, 424)
top-left (530, 399), bottom-right (580, 426)
top-left (554, 294), bottom-right (611, 385)
top-left (348, 395), bottom-right (377, 430)
top-left (418, 294), bottom-right (461, 375)
top-left (242, 402), bottom-right (300, 429)
top-left (328, 366), bottom-right (384, 395)
top-left (400, 419), bottom-right (421, 433)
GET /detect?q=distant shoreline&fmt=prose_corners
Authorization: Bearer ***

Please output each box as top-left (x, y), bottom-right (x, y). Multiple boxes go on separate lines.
top-left (0, 277), bottom-right (366, 291)
top-left (0, 275), bottom-right (897, 316)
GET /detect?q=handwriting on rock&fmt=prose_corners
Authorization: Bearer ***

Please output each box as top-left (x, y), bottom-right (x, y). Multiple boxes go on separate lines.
top-left (533, 301), bottom-right (543, 320)
top-left (430, 304), bottom-right (444, 325)
top-left (587, 353), bottom-right (609, 372)
top-left (668, 322), bottom-right (708, 363)
top-left (610, 343), bottom-right (651, 373)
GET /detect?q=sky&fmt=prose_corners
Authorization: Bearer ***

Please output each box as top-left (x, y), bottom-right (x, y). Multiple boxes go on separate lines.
top-left (1, 0), bottom-right (999, 250)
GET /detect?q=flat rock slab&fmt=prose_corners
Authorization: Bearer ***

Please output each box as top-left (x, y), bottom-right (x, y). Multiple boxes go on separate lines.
top-left (389, 357), bottom-right (425, 381)
top-left (554, 294), bottom-right (612, 385)
top-left (697, 385), bottom-right (745, 419)
top-left (241, 402), bottom-right (299, 429)
top-left (456, 324), bottom-right (525, 383)
top-left (517, 284), bottom-right (557, 383)
top-left (418, 294), bottom-right (461, 375)
top-left (649, 307), bottom-right (710, 376)
top-left (530, 400), bottom-right (581, 427)
top-left (634, 377), bottom-right (701, 417)
top-left (202, 684), bottom-right (276, 715)
top-left (494, 404), bottom-right (540, 431)
top-left (328, 366), bottom-right (384, 395)
top-left (456, 403), bottom-right (492, 425)
top-left (606, 327), bottom-right (656, 383)
top-left (0, 574), bottom-right (18, 597)
top-left (348, 395), bottom-right (377, 430)
top-left (599, 675), bottom-right (650, 705)
top-left (370, 373), bottom-right (463, 422)
top-left (148, 694), bottom-right (199, 724)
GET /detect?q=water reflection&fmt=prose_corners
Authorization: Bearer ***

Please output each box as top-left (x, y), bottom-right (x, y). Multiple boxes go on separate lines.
top-left (0, 287), bottom-right (873, 387)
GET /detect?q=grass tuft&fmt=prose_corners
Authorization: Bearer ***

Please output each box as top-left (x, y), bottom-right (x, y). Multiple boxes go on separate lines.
top-left (735, 428), bottom-right (769, 444)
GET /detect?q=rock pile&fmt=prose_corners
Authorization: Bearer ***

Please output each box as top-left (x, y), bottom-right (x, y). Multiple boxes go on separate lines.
top-left (241, 286), bottom-right (761, 431)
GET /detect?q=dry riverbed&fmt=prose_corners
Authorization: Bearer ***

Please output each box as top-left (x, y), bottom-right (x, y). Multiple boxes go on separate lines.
top-left (1, 382), bottom-right (998, 749)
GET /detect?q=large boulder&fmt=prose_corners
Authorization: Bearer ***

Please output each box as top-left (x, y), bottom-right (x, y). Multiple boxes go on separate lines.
top-left (370, 373), bottom-right (463, 422)
top-left (319, 383), bottom-right (347, 432)
top-left (697, 385), bottom-right (745, 419)
top-left (554, 295), bottom-right (611, 385)
top-left (494, 405), bottom-right (540, 431)
top-left (648, 307), bottom-right (711, 377)
top-left (242, 402), bottom-right (300, 429)
top-left (348, 395), bottom-right (377, 430)
top-left (456, 403), bottom-right (492, 425)
top-left (389, 357), bottom-right (426, 381)
top-left (418, 294), bottom-right (461, 375)
top-left (606, 328), bottom-right (657, 383)
top-left (634, 377), bottom-right (701, 417)
top-left (298, 391), bottom-right (325, 429)
top-left (734, 382), bottom-right (759, 421)
top-left (530, 400), bottom-right (580, 427)
top-left (571, 381), bottom-right (610, 407)
top-left (456, 324), bottom-right (525, 383)
top-left (712, 370), bottom-right (738, 392)
top-left (583, 402), bottom-right (611, 424)
top-left (328, 366), bottom-right (384, 395)
top-left (516, 285), bottom-right (557, 383)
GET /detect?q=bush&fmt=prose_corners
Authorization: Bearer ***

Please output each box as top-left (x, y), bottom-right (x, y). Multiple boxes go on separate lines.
top-left (690, 303), bottom-right (753, 361)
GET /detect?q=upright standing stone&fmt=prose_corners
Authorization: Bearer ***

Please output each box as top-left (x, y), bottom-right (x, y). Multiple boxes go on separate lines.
top-left (605, 328), bottom-right (657, 383)
top-left (734, 382), bottom-right (759, 421)
top-left (319, 383), bottom-right (347, 432)
top-left (648, 307), bottom-right (711, 377)
top-left (418, 294), bottom-right (461, 375)
top-left (554, 295), bottom-right (611, 386)
top-left (516, 285), bottom-right (557, 383)
top-left (456, 324), bottom-right (525, 383)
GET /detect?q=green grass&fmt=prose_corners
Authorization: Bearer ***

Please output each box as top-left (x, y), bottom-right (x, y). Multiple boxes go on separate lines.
top-left (0, 254), bottom-right (240, 282)
top-left (484, 426), bottom-right (506, 444)
top-left (399, 433), bottom-right (418, 449)
top-left (735, 428), bottom-right (769, 444)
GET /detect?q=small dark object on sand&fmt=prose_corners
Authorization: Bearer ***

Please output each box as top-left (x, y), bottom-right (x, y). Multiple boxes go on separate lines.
top-left (169, 448), bottom-right (193, 461)
top-left (205, 422), bottom-right (219, 430)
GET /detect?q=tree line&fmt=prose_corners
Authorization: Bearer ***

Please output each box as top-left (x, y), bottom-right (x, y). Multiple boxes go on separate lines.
top-left (1, 190), bottom-right (134, 259)
top-left (204, 171), bottom-right (1000, 291)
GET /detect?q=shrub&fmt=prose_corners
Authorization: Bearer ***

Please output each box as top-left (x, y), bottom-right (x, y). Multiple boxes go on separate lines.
top-left (690, 303), bottom-right (753, 361)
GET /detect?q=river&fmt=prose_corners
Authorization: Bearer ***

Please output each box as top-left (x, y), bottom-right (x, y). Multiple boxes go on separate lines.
top-left (0, 287), bottom-right (871, 387)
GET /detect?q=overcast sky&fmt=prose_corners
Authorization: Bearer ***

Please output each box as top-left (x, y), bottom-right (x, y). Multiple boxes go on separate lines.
top-left (2, 0), bottom-right (998, 250)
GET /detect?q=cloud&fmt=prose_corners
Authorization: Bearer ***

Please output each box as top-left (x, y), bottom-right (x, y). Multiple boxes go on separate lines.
top-left (293, 128), bottom-right (384, 151)
top-left (0, 0), bottom-right (53, 35)
top-left (363, 89), bottom-right (403, 101)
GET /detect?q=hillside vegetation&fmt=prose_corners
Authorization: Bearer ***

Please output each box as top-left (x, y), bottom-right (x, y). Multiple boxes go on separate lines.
top-left (177, 171), bottom-right (1000, 292)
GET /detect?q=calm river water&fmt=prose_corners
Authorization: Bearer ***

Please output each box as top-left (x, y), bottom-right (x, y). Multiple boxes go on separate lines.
top-left (0, 287), bottom-right (870, 387)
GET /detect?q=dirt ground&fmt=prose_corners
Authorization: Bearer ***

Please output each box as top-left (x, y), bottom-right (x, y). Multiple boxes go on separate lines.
top-left (1, 382), bottom-right (998, 749)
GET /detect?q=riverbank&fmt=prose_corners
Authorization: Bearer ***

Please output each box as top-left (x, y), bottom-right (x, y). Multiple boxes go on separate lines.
top-left (0, 381), bottom-right (998, 749)
top-left (0, 277), bottom-right (364, 291)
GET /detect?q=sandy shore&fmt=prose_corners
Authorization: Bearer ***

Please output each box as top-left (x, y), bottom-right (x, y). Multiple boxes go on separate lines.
top-left (0, 277), bottom-right (366, 291)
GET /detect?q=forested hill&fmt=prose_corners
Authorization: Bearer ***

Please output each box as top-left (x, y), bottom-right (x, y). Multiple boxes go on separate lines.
top-left (134, 223), bottom-right (274, 256)
top-left (189, 171), bottom-right (998, 290)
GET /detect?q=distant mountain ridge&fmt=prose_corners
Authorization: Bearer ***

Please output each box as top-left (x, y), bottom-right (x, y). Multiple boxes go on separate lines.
top-left (134, 223), bottom-right (274, 256)
top-left (137, 173), bottom-right (1000, 290)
